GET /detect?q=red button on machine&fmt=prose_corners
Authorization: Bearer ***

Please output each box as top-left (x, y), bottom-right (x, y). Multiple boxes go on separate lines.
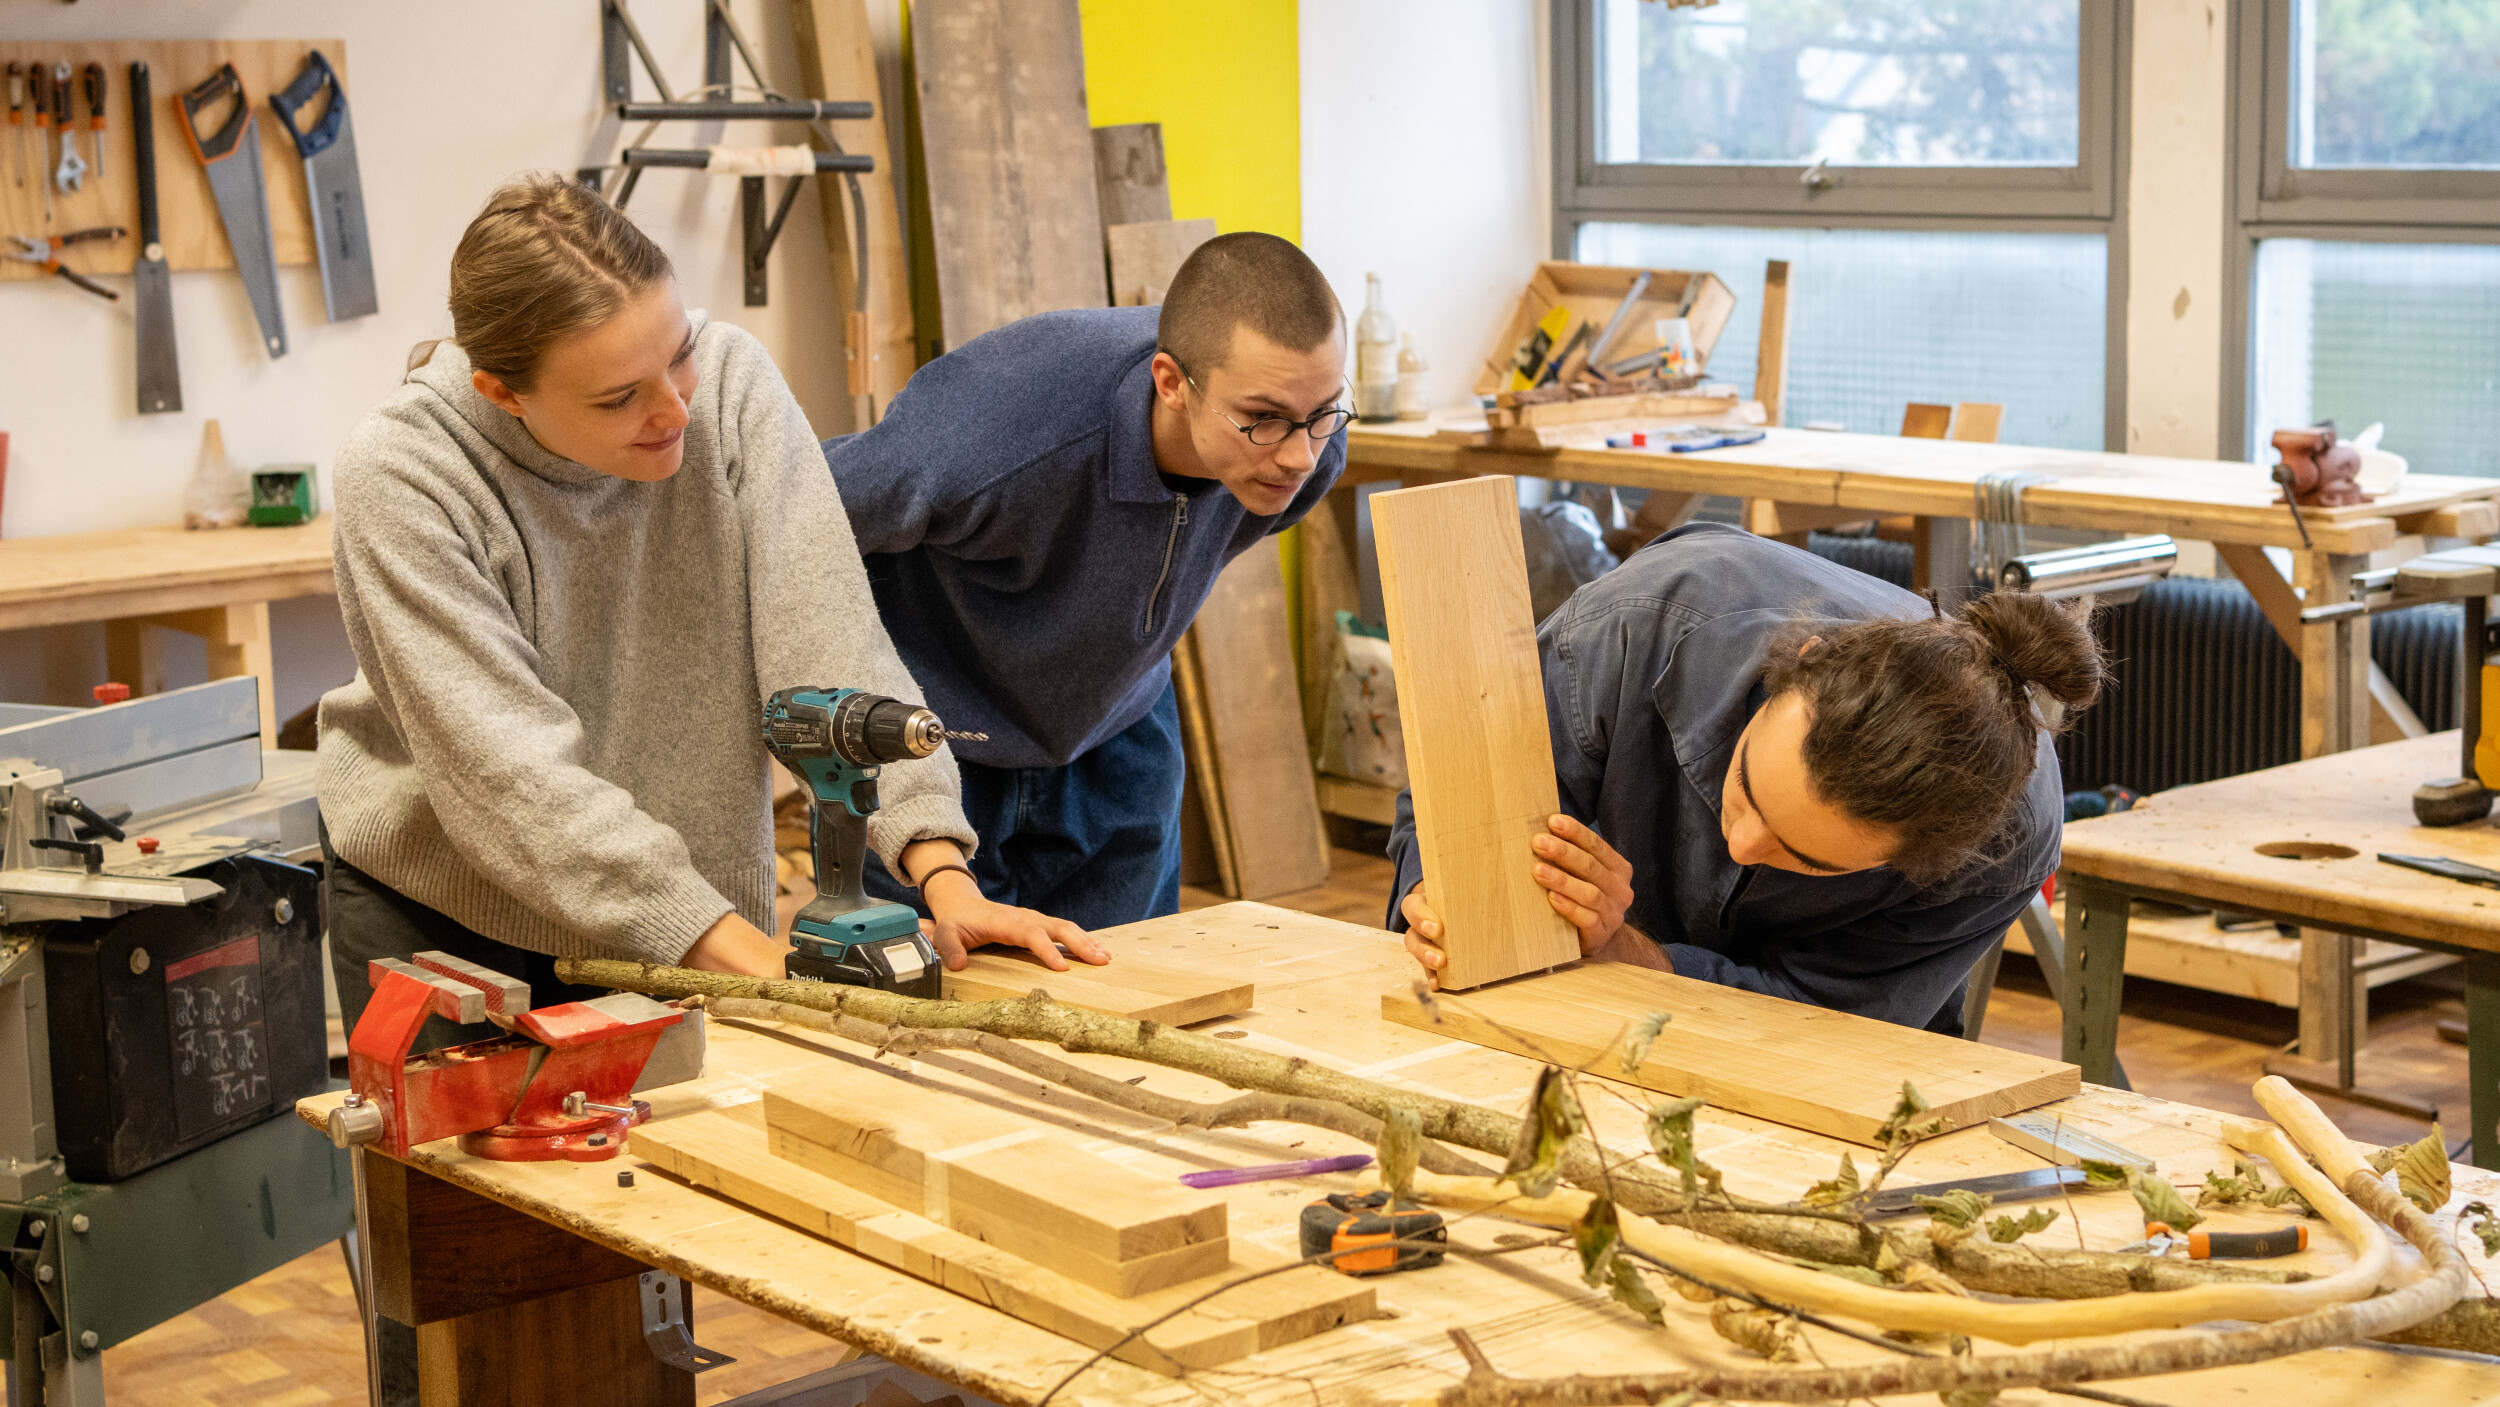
top-left (92, 683), bottom-right (131, 704)
top-left (135, 837), bottom-right (159, 856)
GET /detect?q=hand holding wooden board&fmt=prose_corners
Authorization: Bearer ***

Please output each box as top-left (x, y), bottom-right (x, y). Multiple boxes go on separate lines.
top-left (1371, 476), bottom-right (1582, 989)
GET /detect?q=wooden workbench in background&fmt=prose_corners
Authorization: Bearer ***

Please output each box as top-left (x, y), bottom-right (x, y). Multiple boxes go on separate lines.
top-left (0, 518), bottom-right (334, 740)
top-left (305, 903), bottom-right (2500, 1405)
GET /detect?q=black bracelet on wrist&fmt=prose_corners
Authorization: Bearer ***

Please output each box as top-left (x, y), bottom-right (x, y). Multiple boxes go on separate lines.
top-left (911, 861), bottom-right (978, 892)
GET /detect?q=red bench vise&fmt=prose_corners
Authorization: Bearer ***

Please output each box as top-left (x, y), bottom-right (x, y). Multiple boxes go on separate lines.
top-left (330, 950), bottom-right (701, 1162)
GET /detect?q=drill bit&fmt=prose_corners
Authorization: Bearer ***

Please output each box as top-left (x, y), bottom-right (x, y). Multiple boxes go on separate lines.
top-left (937, 728), bottom-right (989, 743)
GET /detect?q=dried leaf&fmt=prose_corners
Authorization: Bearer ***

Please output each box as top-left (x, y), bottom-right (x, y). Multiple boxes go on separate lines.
top-left (1574, 1194), bottom-right (1621, 1286)
top-left (1899, 1262), bottom-right (1973, 1297)
top-left (1617, 1010), bottom-right (1672, 1075)
top-left (1940, 1388), bottom-right (2002, 1407)
top-left (1913, 1189), bottom-right (1993, 1229)
top-left (1645, 1095), bottom-right (1725, 1203)
top-left (1800, 1151), bottom-right (1862, 1208)
top-left (2460, 1201), bottom-right (2500, 1259)
top-left (2203, 1158), bottom-right (2270, 1206)
top-left (1986, 1207), bottom-right (2060, 1243)
top-left (1604, 1255), bottom-right (1666, 1325)
top-left (2259, 1183), bottom-right (2317, 1217)
top-left (2131, 1171), bottom-right (2203, 1232)
top-left (1709, 1298), bottom-right (1798, 1361)
top-left (2079, 1158), bottom-right (2132, 1190)
top-left (1868, 1081), bottom-right (1947, 1191)
top-left (2388, 1124), bottom-right (2452, 1213)
top-left (1501, 1067), bottom-right (1585, 1198)
top-left (1376, 1106), bottom-right (1422, 1203)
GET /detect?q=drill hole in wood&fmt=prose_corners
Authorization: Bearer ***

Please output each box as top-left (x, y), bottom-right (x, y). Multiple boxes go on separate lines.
top-left (2255, 841), bottom-right (2359, 861)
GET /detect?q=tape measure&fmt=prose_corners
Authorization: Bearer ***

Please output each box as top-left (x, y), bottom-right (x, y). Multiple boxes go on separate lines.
top-left (1298, 1191), bottom-right (1447, 1276)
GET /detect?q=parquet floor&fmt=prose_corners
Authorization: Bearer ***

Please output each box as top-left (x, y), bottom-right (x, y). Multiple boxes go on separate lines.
top-left (101, 846), bottom-right (2473, 1402)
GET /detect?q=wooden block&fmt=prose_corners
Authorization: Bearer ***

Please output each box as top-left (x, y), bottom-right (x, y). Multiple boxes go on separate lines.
top-left (1315, 774), bottom-right (1399, 827)
top-left (0, 41), bottom-right (333, 282)
top-left (1380, 962), bottom-right (2078, 1145)
top-left (1753, 260), bottom-right (1791, 428)
top-left (1091, 123), bottom-right (1173, 227)
top-left (1742, 500), bottom-right (1878, 538)
top-left (416, 1272), bottom-right (691, 1407)
top-left (790, 0), bottom-right (916, 414)
top-left (1107, 218), bottom-right (1216, 306)
top-left (2396, 499), bottom-right (2500, 540)
top-left (634, 1112), bottom-right (1372, 1374)
top-left (762, 1066), bottom-right (1228, 1290)
top-left (940, 942), bottom-right (1252, 1025)
top-left (1368, 477), bottom-right (1580, 990)
top-left (1185, 536), bottom-right (1331, 900)
top-left (1950, 403), bottom-right (2005, 444)
top-left (362, 1152), bottom-right (655, 1328)
top-left (1901, 403), bottom-right (1954, 439)
top-left (910, 0), bottom-right (1107, 349)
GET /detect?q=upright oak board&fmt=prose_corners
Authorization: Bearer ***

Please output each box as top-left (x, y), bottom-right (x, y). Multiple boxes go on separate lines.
top-left (1371, 476), bottom-right (1581, 989)
top-left (1381, 962), bottom-right (2078, 1145)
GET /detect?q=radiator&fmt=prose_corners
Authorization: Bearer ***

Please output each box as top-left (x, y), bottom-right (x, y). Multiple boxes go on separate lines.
top-left (1804, 534), bottom-right (2460, 794)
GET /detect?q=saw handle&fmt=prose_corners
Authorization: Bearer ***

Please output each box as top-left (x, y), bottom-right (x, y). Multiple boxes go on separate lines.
top-left (176, 62), bottom-right (252, 164)
top-left (268, 50), bottom-right (343, 158)
top-left (130, 62), bottom-right (161, 248)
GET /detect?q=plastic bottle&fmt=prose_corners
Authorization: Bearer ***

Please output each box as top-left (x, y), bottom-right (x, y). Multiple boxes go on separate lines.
top-left (1354, 273), bottom-right (1399, 423)
top-left (1393, 333), bottom-right (1430, 420)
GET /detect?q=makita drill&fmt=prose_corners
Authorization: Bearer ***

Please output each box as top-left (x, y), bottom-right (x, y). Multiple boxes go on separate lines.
top-left (761, 687), bottom-right (984, 997)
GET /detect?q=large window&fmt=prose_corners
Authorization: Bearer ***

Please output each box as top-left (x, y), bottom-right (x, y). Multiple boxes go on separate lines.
top-left (2232, 0), bottom-right (2500, 466)
top-left (1554, 0), bottom-right (2127, 447)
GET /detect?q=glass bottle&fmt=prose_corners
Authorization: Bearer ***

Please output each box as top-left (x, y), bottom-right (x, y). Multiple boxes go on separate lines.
top-left (1393, 333), bottom-right (1430, 420)
top-left (1355, 273), bottom-right (1399, 423)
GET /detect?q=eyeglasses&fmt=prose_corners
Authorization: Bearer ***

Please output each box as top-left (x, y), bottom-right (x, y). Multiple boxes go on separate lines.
top-left (1174, 360), bottom-right (1351, 447)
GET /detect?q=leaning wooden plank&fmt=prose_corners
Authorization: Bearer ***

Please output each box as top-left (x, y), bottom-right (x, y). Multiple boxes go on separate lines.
top-left (1171, 635), bottom-right (1239, 896)
top-left (941, 944), bottom-right (1252, 1025)
top-left (1753, 259), bottom-right (1791, 428)
top-left (1369, 476), bottom-right (1581, 989)
top-left (1107, 219), bottom-right (1216, 306)
top-left (635, 1112), bottom-right (1373, 1373)
top-left (910, 0), bottom-right (1107, 348)
top-left (1091, 123), bottom-right (1173, 228)
top-left (763, 1067), bottom-right (1229, 1292)
top-left (790, 0), bottom-right (916, 417)
top-left (1380, 963), bottom-right (2078, 1145)
top-left (1187, 536), bottom-right (1331, 899)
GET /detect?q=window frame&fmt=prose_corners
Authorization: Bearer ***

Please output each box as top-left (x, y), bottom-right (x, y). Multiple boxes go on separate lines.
top-left (1548, 0), bottom-right (2134, 450)
top-left (2221, 0), bottom-right (2500, 461)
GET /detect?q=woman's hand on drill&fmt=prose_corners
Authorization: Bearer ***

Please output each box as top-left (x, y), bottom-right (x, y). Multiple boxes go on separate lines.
top-left (911, 849), bottom-right (1107, 972)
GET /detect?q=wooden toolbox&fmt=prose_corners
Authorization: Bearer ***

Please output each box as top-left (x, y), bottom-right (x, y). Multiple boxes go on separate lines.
top-left (1473, 260), bottom-right (1740, 400)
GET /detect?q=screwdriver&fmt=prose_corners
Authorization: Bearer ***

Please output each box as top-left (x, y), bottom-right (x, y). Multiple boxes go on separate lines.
top-left (7, 64), bottom-right (23, 190)
top-left (81, 63), bottom-right (103, 184)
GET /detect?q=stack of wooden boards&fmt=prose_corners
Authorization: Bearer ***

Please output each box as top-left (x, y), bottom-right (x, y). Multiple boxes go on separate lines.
top-left (635, 1058), bottom-right (1373, 1373)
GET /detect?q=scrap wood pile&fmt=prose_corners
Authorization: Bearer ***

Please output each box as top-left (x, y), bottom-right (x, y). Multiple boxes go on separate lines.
top-left (564, 957), bottom-right (2499, 1404)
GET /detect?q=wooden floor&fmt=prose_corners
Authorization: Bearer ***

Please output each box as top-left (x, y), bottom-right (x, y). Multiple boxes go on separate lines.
top-left (103, 846), bottom-right (2476, 1403)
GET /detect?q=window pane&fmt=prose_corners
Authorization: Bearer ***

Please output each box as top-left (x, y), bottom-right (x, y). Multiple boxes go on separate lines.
top-left (1576, 223), bottom-right (2107, 450)
top-left (1595, 0), bottom-right (2082, 167)
top-left (2294, 0), bottom-right (2500, 169)
top-left (2250, 239), bottom-right (2500, 478)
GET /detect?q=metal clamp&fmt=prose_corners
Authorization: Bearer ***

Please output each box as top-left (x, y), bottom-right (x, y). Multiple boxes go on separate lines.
top-left (561, 1091), bottom-right (635, 1119)
top-left (638, 1271), bottom-right (735, 1373)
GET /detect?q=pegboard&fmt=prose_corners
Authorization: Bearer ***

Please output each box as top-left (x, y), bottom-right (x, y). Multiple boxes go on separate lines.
top-left (0, 40), bottom-right (344, 282)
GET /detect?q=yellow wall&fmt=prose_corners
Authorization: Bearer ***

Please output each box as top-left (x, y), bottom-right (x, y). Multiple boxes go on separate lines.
top-left (1077, 1), bottom-right (1302, 241)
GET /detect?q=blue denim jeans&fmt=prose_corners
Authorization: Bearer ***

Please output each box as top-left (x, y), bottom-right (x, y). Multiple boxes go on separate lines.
top-left (865, 681), bottom-right (1184, 929)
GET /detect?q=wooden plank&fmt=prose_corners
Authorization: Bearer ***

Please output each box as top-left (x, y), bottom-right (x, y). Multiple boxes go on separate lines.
top-left (791, 0), bottom-right (916, 416)
top-left (2000, 909), bottom-right (2452, 1008)
top-left (941, 943), bottom-right (1251, 1025)
top-left (1369, 476), bottom-right (1580, 990)
top-left (0, 41), bottom-right (332, 281)
top-left (1170, 634), bottom-right (1238, 896)
top-left (2400, 500), bottom-right (2500, 540)
top-left (1186, 536), bottom-right (1330, 900)
top-left (909, 0), bottom-right (1107, 349)
top-left (1106, 219), bottom-right (1215, 307)
top-left (1950, 403), bottom-right (2005, 443)
top-left (633, 1111), bottom-right (1371, 1375)
top-left (415, 1273), bottom-right (691, 1407)
top-left (1298, 488), bottom-right (1364, 762)
top-left (1090, 123), bottom-right (1172, 227)
top-left (363, 1153), bottom-right (654, 1328)
top-left (1315, 774), bottom-right (1398, 827)
top-left (1753, 260), bottom-right (1791, 428)
top-left (1380, 962), bottom-right (2078, 1146)
top-left (0, 519), bottom-right (335, 631)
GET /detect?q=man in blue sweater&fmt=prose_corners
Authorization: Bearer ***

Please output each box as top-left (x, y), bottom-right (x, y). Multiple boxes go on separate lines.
top-left (825, 233), bottom-right (1348, 930)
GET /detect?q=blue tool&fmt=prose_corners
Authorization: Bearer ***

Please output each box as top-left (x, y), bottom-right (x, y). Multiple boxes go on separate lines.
top-left (761, 687), bottom-right (985, 996)
top-left (1603, 427), bottom-right (1768, 453)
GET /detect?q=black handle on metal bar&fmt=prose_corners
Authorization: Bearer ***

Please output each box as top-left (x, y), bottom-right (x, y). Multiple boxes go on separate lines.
top-left (615, 99), bottom-right (869, 122)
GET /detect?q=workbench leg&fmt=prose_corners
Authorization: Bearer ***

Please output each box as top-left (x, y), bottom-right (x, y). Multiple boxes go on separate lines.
top-left (2470, 952), bottom-right (2500, 1171)
top-left (2295, 929), bottom-right (2366, 1073)
top-left (416, 1275), bottom-right (690, 1407)
top-left (2059, 876), bottom-right (2131, 1086)
top-left (2298, 551), bottom-right (2371, 760)
top-left (102, 602), bottom-right (281, 743)
top-left (1910, 516), bottom-right (1973, 609)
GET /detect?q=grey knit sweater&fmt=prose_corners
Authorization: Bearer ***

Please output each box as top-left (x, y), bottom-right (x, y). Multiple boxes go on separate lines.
top-left (317, 315), bottom-right (975, 963)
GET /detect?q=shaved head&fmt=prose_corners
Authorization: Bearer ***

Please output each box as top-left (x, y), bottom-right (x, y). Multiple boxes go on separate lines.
top-left (1156, 232), bottom-right (1343, 375)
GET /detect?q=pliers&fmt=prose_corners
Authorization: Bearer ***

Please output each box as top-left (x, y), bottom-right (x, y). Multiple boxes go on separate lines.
top-left (8, 226), bottom-right (124, 300)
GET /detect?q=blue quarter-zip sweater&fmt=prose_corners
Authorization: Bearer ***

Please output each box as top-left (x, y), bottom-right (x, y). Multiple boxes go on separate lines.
top-left (824, 307), bottom-right (1344, 769)
top-left (1388, 523), bottom-right (2063, 1035)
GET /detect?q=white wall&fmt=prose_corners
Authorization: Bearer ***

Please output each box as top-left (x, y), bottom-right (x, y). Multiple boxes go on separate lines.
top-left (0, 0), bottom-right (879, 711)
top-left (1297, 1), bottom-right (1549, 416)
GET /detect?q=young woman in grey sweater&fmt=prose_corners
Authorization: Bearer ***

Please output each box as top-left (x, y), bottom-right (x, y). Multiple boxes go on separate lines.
top-left (317, 175), bottom-right (1102, 1038)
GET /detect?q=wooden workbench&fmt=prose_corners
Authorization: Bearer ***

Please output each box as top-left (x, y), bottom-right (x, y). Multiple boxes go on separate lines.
top-left (2060, 731), bottom-right (2500, 1164)
top-left (301, 903), bottom-right (2500, 1406)
top-left (0, 519), bottom-right (335, 741)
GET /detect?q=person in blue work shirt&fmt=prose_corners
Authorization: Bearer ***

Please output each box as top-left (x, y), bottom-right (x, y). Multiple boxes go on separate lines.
top-left (1390, 523), bottom-right (2105, 1035)
top-left (825, 233), bottom-right (1348, 930)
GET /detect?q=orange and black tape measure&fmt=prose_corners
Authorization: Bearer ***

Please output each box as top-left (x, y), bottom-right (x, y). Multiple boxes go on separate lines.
top-left (1299, 1191), bottom-right (1447, 1276)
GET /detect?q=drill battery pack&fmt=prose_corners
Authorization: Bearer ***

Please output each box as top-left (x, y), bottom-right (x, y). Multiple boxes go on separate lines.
top-left (1299, 1191), bottom-right (1447, 1275)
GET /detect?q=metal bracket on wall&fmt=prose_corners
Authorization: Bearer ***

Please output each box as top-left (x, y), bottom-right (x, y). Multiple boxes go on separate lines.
top-left (583, 0), bottom-right (875, 307)
top-left (638, 1270), bottom-right (734, 1374)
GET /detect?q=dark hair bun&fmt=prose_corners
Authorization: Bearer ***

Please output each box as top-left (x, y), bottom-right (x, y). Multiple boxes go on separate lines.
top-left (1959, 591), bottom-right (2105, 725)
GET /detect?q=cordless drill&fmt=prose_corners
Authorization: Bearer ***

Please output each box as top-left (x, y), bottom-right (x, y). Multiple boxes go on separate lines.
top-left (762, 687), bottom-right (983, 997)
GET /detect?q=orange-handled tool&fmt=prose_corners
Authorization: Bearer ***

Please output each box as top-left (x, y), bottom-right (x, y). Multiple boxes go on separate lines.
top-left (81, 62), bottom-right (104, 182)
